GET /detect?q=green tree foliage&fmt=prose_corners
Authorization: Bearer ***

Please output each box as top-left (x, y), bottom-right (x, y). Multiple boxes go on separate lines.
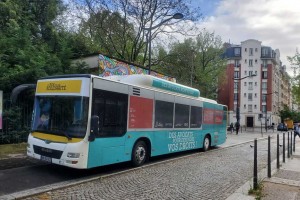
top-left (0, 0), bottom-right (93, 143)
top-left (79, 10), bottom-right (137, 61)
top-left (155, 29), bottom-right (226, 99)
top-left (279, 105), bottom-right (300, 122)
top-left (288, 50), bottom-right (300, 106)
top-left (71, 0), bottom-right (202, 65)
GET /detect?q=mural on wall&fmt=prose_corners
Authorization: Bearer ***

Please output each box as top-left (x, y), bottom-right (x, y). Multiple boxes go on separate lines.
top-left (98, 54), bottom-right (176, 82)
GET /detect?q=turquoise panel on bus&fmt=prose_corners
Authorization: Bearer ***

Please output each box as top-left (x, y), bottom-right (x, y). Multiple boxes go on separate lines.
top-left (87, 136), bottom-right (128, 168)
top-left (152, 78), bottom-right (200, 97)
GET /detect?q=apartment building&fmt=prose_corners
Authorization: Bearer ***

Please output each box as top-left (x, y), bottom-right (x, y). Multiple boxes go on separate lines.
top-left (218, 39), bottom-right (291, 128)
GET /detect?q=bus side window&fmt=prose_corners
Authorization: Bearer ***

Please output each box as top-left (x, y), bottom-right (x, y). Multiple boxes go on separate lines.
top-left (154, 100), bottom-right (174, 128)
top-left (190, 106), bottom-right (202, 128)
top-left (92, 89), bottom-right (128, 137)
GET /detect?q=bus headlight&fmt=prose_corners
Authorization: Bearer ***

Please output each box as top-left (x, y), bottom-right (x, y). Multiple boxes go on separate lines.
top-left (67, 152), bottom-right (80, 158)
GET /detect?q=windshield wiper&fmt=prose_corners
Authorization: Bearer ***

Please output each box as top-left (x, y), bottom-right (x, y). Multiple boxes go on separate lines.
top-left (63, 131), bottom-right (72, 141)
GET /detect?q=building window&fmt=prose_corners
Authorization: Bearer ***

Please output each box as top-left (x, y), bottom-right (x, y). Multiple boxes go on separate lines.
top-left (234, 82), bottom-right (238, 89)
top-left (263, 60), bottom-right (267, 68)
top-left (262, 105), bottom-right (267, 113)
top-left (245, 59), bottom-right (247, 63)
top-left (234, 48), bottom-right (240, 56)
top-left (255, 93), bottom-right (257, 98)
top-left (255, 59), bottom-right (257, 63)
top-left (249, 71), bottom-right (253, 76)
top-left (244, 93), bottom-right (246, 97)
top-left (249, 59), bottom-right (253, 67)
top-left (254, 105), bottom-right (257, 109)
top-left (262, 48), bottom-right (268, 56)
top-left (249, 48), bottom-right (253, 56)
top-left (262, 82), bottom-right (267, 90)
top-left (234, 71), bottom-right (240, 78)
top-left (249, 82), bottom-right (253, 90)
top-left (248, 105), bottom-right (253, 112)
top-left (255, 82), bottom-right (257, 86)
top-left (234, 60), bottom-right (239, 67)
top-left (244, 70), bottom-right (247, 75)
top-left (255, 48), bottom-right (258, 52)
top-left (255, 71), bottom-right (257, 75)
top-left (245, 48), bottom-right (247, 52)
top-left (248, 93), bottom-right (253, 101)
top-left (244, 82), bottom-right (247, 86)
top-left (262, 94), bottom-right (266, 102)
top-left (262, 71), bottom-right (268, 79)
top-left (244, 104), bottom-right (246, 108)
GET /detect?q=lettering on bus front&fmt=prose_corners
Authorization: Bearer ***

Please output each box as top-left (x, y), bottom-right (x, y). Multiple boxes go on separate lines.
top-left (168, 131), bottom-right (197, 152)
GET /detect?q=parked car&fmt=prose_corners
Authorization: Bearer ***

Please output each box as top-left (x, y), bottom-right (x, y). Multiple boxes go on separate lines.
top-left (277, 123), bottom-right (288, 131)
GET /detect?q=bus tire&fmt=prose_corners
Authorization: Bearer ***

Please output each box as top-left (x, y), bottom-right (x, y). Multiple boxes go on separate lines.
top-left (131, 140), bottom-right (147, 167)
top-left (203, 135), bottom-right (210, 152)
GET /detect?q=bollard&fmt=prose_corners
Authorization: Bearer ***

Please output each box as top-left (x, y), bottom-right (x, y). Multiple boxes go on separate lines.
top-left (288, 132), bottom-right (290, 158)
top-left (294, 133), bottom-right (296, 152)
top-left (277, 134), bottom-right (280, 169)
top-left (268, 135), bottom-right (271, 178)
top-left (254, 138), bottom-right (258, 189)
top-left (290, 132), bottom-right (293, 156)
top-left (283, 132), bottom-right (285, 163)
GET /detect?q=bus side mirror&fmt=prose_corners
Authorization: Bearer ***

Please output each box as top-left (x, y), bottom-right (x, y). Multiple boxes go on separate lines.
top-left (89, 115), bottom-right (99, 142)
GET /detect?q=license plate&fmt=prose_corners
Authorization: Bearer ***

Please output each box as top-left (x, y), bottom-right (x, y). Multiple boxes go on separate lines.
top-left (41, 155), bottom-right (52, 163)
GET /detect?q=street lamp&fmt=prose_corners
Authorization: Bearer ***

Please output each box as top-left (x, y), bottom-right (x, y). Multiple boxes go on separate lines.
top-left (144, 13), bottom-right (184, 75)
top-left (264, 92), bottom-right (278, 132)
top-left (233, 74), bottom-right (256, 127)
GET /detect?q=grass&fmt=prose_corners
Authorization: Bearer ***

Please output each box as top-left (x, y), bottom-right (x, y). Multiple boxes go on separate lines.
top-left (0, 143), bottom-right (27, 159)
top-left (248, 180), bottom-right (265, 200)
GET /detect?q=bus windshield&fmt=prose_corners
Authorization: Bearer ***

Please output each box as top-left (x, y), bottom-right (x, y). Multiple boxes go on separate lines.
top-left (32, 96), bottom-right (89, 139)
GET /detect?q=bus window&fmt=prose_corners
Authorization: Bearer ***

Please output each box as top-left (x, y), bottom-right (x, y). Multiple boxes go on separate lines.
top-left (175, 103), bottom-right (189, 128)
top-left (32, 96), bottom-right (89, 138)
top-left (190, 106), bottom-right (202, 128)
top-left (92, 89), bottom-right (128, 137)
top-left (154, 100), bottom-right (174, 128)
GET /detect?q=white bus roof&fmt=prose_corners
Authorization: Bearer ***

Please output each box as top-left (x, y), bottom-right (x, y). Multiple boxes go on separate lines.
top-left (103, 75), bottom-right (200, 98)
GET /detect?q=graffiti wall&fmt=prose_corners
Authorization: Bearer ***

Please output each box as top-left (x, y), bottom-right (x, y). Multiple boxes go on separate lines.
top-left (98, 54), bottom-right (176, 82)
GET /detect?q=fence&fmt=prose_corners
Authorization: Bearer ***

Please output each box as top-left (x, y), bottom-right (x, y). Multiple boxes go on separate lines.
top-left (0, 91), bottom-right (34, 144)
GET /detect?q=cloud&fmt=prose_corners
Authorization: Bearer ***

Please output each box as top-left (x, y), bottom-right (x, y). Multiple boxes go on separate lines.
top-left (195, 0), bottom-right (300, 76)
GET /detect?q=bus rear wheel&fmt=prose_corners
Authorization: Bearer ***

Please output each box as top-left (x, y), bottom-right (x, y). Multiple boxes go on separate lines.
top-left (131, 141), bottom-right (147, 167)
top-left (203, 136), bottom-right (210, 152)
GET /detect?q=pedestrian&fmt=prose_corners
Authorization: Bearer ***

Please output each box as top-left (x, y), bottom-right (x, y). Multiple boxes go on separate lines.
top-left (229, 123), bottom-right (234, 134)
top-left (295, 124), bottom-right (300, 138)
top-left (235, 122), bottom-right (240, 135)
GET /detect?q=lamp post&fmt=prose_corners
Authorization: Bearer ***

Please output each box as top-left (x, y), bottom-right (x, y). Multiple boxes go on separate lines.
top-left (265, 92), bottom-right (278, 132)
top-left (233, 74), bottom-right (256, 128)
top-left (144, 13), bottom-right (183, 75)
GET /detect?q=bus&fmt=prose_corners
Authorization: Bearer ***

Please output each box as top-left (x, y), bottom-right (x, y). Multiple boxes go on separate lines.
top-left (27, 74), bottom-right (227, 169)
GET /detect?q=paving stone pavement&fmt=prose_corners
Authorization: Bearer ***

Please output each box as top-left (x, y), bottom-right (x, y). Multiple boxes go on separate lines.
top-left (18, 131), bottom-right (277, 200)
top-left (261, 137), bottom-right (300, 200)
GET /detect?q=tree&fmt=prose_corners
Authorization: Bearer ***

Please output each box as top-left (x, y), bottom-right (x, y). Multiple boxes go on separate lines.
top-left (155, 29), bottom-right (226, 99)
top-left (69, 0), bottom-right (202, 65)
top-left (288, 49), bottom-right (300, 106)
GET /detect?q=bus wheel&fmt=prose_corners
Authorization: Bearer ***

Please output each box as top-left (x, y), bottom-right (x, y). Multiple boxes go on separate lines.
top-left (203, 136), bottom-right (210, 152)
top-left (132, 141), bottom-right (147, 167)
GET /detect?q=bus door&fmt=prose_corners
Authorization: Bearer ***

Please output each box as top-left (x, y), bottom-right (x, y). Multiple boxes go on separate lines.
top-left (88, 88), bottom-right (129, 168)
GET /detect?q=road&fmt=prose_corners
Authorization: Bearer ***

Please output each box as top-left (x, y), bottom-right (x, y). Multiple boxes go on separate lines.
top-left (0, 132), bottom-right (288, 199)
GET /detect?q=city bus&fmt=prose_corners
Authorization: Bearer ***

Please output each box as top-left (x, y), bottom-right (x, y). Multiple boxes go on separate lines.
top-left (27, 74), bottom-right (227, 169)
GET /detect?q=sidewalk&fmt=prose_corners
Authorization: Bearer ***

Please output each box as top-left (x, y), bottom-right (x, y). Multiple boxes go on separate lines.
top-left (262, 137), bottom-right (300, 199)
top-left (226, 131), bottom-right (300, 200)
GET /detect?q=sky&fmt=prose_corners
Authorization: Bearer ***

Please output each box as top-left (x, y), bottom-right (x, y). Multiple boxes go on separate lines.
top-left (192, 0), bottom-right (300, 76)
